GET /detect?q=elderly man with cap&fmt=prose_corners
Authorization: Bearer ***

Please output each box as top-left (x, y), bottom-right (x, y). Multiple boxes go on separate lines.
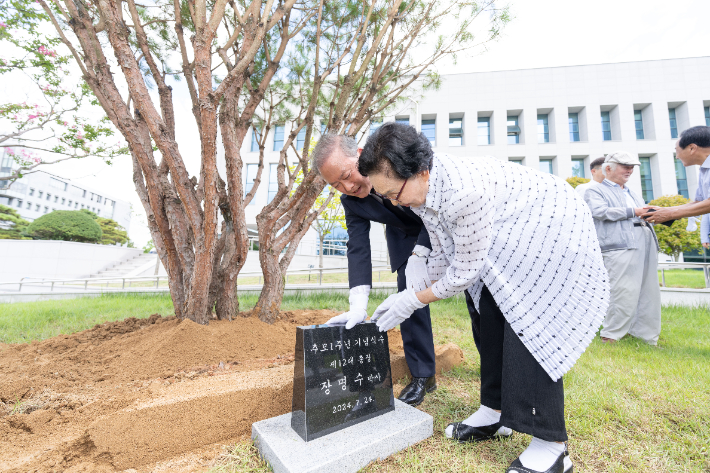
top-left (585, 152), bottom-right (661, 345)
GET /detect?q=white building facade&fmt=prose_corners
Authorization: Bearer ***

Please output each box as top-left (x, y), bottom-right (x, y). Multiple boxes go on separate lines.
top-left (0, 168), bottom-right (132, 232)
top-left (233, 56), bottom-right (710, 215)
top-left (227, 56), bottom-right (710, 261)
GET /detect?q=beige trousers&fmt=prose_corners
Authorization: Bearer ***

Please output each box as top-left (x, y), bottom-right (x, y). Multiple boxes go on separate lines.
top-left (600, 225), bottom-right (661, 345)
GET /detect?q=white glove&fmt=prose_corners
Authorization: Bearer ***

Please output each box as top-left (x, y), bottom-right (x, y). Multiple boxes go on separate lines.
top-left (326, 285), bottom-right (370, 329)
top-left (371, 288), bottom-right (426, 332)
top-left (405, 246), bottom-right (432, 292)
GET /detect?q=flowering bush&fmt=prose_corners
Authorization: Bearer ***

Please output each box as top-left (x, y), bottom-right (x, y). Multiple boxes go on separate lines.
top-left (0, 0), bottom-right (127, 184)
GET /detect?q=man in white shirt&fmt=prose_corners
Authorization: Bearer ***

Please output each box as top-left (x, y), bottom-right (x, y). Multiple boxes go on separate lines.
top-left (575, 156), bottom-right (606, 200)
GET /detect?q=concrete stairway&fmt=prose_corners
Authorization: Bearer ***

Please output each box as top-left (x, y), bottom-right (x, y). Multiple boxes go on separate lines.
top-left (91, 253), bottom-right (158, 278)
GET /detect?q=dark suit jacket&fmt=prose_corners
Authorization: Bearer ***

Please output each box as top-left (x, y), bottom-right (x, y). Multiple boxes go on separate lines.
top-left (341, 193), bottom-right (431, 289)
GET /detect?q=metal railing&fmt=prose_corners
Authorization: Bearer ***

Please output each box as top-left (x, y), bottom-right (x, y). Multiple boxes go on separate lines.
top-left (0, 264), bottom-right (393, 293)
top-left (247, 237), bottom-right (389, 262)
top-left (657, 262), bottom-right (710, 288)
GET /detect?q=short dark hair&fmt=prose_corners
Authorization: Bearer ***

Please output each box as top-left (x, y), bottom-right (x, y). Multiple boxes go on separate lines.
top-left (679, 126), bottom-right (710, 149)
top-left (358, 122), bottom-right (433, 179)
top-left (590, 157), bottom-right (606, 170)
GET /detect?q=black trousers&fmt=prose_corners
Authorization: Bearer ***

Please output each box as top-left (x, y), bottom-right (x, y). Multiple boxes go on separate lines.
top-left (396, 261), bottom-right (436, 378)
top-left (478, 285), bottom-right (568, 442)
top-left (464, 290), bottom-right (481, 352)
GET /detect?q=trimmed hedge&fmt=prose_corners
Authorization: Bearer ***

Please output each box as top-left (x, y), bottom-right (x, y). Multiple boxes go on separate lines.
top-left (27, 210), bottom-right (103, 243)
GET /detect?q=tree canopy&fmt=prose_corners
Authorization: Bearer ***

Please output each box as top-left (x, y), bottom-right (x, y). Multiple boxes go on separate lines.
top-left (0, 0), bottom-right (127, 184)
top-left (0, 204), bottom-right (31, 239)
top-left (34, 0), bottom-right (510, 323)
top-left (26, 210), bottom-right (102, 242)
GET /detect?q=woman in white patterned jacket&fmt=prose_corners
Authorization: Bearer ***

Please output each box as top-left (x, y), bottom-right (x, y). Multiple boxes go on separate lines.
top-left (360, 122), bottom-right (609, 473)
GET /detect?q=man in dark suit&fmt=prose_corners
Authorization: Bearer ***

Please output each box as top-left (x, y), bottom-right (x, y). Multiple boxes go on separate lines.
top-left (313, 134), bottom-right (479, 406)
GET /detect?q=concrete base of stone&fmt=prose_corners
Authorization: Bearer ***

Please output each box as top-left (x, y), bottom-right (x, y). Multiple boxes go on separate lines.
top-left (252, 399), bottom-right (433, 473)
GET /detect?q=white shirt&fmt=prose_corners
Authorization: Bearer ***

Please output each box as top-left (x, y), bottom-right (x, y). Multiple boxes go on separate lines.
top-left (575, 180), bottom-right (600, 200)
top-left (603, 179), bottom-right (642, 223)
top-left (413, 154), bottom-right (609, 381)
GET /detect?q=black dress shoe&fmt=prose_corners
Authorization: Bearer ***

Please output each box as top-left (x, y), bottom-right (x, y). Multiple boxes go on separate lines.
top-left (397, 376), bottom-right (436, 406)
top-left (446, 421), bottom-right (513, 443)
top-left (506, 444), bottom-right (573, 473)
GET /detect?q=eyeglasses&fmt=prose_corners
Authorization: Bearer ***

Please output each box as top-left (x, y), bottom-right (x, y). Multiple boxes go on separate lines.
top-left (381, 179), bottom-right (408, 205)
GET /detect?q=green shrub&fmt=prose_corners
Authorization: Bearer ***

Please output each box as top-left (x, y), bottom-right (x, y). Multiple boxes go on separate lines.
top-left (649, 194), bottom-right (702, 261)
top-left (27, 210), bottom-right (103, 242)
top-left (566, 176), bottom-right (590, 189)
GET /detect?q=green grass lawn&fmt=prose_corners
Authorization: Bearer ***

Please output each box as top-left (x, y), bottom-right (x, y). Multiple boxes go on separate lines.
top-left (659, 269), bottom-right (707, 289)
top-left (1, 293), bottom-right (708, 472)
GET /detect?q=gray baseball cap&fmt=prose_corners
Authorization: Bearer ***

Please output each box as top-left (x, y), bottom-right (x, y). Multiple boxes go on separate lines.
top-left (605, 151), bottom-right (641, 166)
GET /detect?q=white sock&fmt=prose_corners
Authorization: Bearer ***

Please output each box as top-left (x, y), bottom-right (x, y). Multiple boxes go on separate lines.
top-left (518, 437), bottom-right (565, 471)
top-left (463, 405), bottom-right (500, 427)
top-left (445, 405), bottom-right (512, 438)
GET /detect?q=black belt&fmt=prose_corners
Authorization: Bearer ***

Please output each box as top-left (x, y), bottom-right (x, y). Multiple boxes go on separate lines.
top-left (633, 222), bottom-right (648, 227)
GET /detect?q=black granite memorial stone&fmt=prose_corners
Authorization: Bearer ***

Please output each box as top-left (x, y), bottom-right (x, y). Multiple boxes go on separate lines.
top-left (291, 321), bottom-right (394, 442)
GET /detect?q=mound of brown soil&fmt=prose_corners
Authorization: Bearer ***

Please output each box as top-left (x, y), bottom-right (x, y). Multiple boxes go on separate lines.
top-left (0, 310), bottom-right (462, 472)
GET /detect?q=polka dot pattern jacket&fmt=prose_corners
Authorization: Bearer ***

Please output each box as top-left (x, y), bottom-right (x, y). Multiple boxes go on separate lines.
top-left (413, 154), bottom-right (610, 380)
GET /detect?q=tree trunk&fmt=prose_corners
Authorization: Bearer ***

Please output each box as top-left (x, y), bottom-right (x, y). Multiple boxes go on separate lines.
top-left (252, 247), bottom-right (285, 324)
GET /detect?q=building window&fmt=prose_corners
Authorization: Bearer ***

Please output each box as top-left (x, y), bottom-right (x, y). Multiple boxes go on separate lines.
top-left (251, 128), bottom-right (261, 152)
top-left (320, 122), bottom-right (327, 135)
top-left (296, 127), bottom-right (307, 150)
top-left (0, 154), bottom-right (12, 173)
top-left (675, 157), bottom-right (689, 199)
top-left (54, 196), bottom-right (59, 203)
top-left (507, 116), bottom-right (520, 144)
top-left (705, 106), bottom-right (710, 127)
top-left (35, 203), bottom-right (39, 211)
top-left (43, 206), bottom-right (48, 213)
top-left (421, 119), bottom-right (436, 146)
top-left (29, 188), bottom-right (34, 196)
top-left (449, 118), bottom-right (463, 146)
top-left (634, 110), bottom-right (645, 140)
top-left (245, 163), bottom-right (258, 205)
top-left (81, 204), bottom-right (84, 209)
top-left (17, 199), bottom-right (22, 208)
top-left (639, 157), bottom-right (653, 202)
top-left (369, 120), bottom-right (382, 137)
top-left (273, 125), bottom-right (285, 151)
top-left (571, 159), bottom-right (585, 178)
top-left (268, 163), bottom-right (278, 203)
top-left (82, 190), bottom-right (86, 198)
top-left (61, 198), bottom-right (65, 204)
top-left (568, 113), bottom-right (580, 142)
top-left (668, 108), bottom-right (678, 139)
top-left (395, 117), bottom-right (409, 126)
top-left (38, 191), bottom-right (43, 198)
top-left (97, 196), bottom-right (102, 204)
top-left (477, 117), bottom-right (491, 145)
top-left (537, 114), bottom-right (549, 143)
top-left (27, 202), bottom-right (32, 209)
top-left (509, 159), bottom-right (523, 165)
top-left (68, 200), bottom-right (72, 206)
top-left (539, 159), bottom-right (553, 174)
top-left (601, 111), bottom-right (612, 141)
top-left (75, 203), bottom-right (78, 208)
